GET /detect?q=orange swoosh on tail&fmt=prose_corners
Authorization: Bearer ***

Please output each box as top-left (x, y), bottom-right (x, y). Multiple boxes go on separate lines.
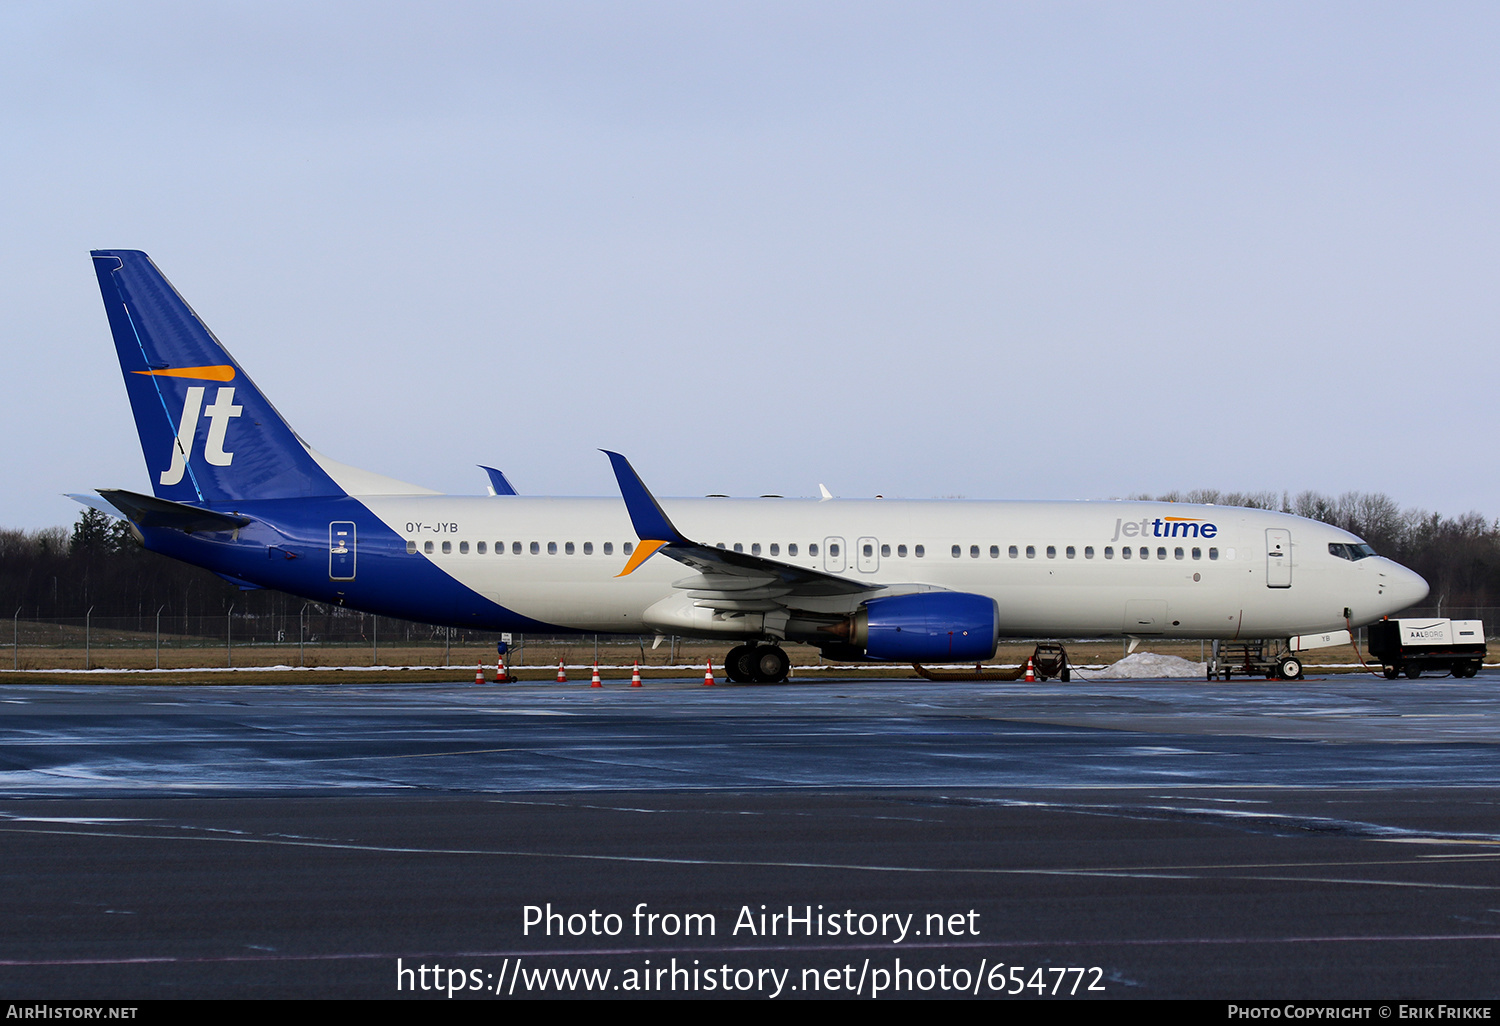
top-left (132, 365), bottom-right (236, 382)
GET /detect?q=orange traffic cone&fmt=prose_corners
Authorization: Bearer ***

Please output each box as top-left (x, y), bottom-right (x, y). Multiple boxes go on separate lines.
top-left (630, 661), bottom-right (642, 688)
top-left (590, 662), bottom-right (602, 688)
top-left (703, 659), bottom-right (715, 686)
top-left (1024, 658), bottom-right (1036, 683)
top-left (475, 662), bottom-right (485, 685)
top-left (556, 660), bottom-right (567, 684)
top-left (494, 656), bottom-right (508, 683)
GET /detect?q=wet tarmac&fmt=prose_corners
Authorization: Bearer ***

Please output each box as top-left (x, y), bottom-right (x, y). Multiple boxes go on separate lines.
top-left (1, 672), bottom-right (1497, 999)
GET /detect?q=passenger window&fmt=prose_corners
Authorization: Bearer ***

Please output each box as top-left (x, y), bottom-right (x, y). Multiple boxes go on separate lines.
top-left (970, 545), bottom-right (979, 558)
top-left (1104, 546), bottom-right (1114, 559)
top-left (547, 542), bottom-right (557, 555)
top-left (830, 543), bottom-right (839, 557)
top-left (733, 543), bottom-right (743, 553)
top-left (459, 541), bottom-right (469, 554)
top-left (424, 541), bottom-right (434, 554)
top-left (1009, 545), bottom-right (1018, 558)
top-left (623, 542), bottom-right (634, 555)
top-left (1139, 547), bottom-right (1148, 559)
top-left (442, 541), bottom-right (452, 554)
top-left (990, 545), bottom-right (999, 558)
top-left (863, 544), bottom-right (873, 557)
top-left (1174, 547), bottom-right (1184, 560)
top-left (1209, 548), bottom-right (1219, 560)
top-left (716, 543), bottom-right (725, 549)
top-left (952, 545), bottom-right (961, 558)
top-left (530, 542), bottom-right (539, 555)
top-left (752, 543), bottom-right (761, 555)
top-left (476, 541), bottom-right (486, 554)
top-left (1046, 545), bottom-right (1056, 559)
top-left (584, 542), bottom-right (593, 555)
top-left (880, 544), bottom-right (890, 557)
top-left (915, 545), bottom-right (924, 558)
top-left (770, 543), bottom-right (780, 556)
top-left (1026, 545), bottom-right (1035, 559)
top-left (1122, 547), bottom-right (1132, 559)
top-left (603, 542), bottom-right (613, 555)
top-left (565, 542), bottom-right (575, 555)
top-left (513, 542), bottom-right (522, 555)
top-left (1066, 546), bottom-right (1075, 559)
top-left (897, 545), bottom-right (907, 557)
top-left (1157, 547), bottom-right (1166, 559)
top-left (810, 544), bottom-right (819, 557)
top-left (789, 544), bottom-right (799, 557)
top-left (406, 540), bottom-right (417, 554)
top-left (1084, 546), bottom-right (1094, 559)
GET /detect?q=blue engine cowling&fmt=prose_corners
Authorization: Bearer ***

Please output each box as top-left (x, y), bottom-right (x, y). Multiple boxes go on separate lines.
top-left (843, 592), bottom-right (1000, 662)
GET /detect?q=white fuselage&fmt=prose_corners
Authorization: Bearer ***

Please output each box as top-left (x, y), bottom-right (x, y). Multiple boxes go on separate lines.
top-left (357, 495), bottom-right (1428, 641)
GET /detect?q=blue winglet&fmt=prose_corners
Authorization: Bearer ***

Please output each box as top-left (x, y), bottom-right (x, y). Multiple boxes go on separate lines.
top-left (601, 451), bottom-right (690, 544)
top-left (479, 466), bottom-right (518, 496)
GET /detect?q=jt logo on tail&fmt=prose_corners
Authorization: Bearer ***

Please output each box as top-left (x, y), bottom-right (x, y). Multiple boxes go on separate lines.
top-left (159, 385), bottom-right (243, 485)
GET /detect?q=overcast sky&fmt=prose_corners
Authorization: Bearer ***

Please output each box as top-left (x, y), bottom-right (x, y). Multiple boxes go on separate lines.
top-left (3, 2), bottom-right (1497, 531)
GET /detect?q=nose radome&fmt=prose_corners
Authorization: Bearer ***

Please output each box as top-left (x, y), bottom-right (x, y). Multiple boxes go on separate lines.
top-left (1385, 562), bottom-right (1430, 613)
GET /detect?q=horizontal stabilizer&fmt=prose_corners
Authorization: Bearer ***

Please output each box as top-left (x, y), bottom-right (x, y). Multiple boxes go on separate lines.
top-left (65, 493), bottom-right (125, 518)
top-left (96, 489), bottom-right (251, 534)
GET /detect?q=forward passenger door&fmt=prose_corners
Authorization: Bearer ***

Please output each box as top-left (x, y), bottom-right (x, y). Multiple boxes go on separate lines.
top-left (1266, 529), bottom-right (1291, 588)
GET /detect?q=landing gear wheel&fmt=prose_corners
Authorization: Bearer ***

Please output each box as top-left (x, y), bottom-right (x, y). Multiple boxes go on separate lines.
top-left (750, 646), bottom-right (791, 683)
top-left (1278, 657), bottom-right (1302, 681)
top-left (724, 645), bottom-right (754, 683)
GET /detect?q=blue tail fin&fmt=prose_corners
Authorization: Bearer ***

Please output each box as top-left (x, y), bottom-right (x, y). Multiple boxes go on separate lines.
top-left (92, 250), bottom-right (344, 503)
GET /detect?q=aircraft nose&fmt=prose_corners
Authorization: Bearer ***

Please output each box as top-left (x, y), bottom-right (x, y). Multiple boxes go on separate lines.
top-left (1382, 561), bottom-right (1429, 614)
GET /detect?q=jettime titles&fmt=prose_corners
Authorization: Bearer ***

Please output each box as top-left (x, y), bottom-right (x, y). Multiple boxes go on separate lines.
top-left (1111, 517), bottom-right (1218, 542)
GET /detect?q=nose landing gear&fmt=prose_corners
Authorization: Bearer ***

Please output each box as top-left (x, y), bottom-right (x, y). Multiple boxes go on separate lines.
top-left (723, 644), bottom-right (791, 683)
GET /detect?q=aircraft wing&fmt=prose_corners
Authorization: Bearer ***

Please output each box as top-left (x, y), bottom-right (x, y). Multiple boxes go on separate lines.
top-left (602, 451), bottom-right (879, 605)
top-left (479, 466), bottom-right (518, 496)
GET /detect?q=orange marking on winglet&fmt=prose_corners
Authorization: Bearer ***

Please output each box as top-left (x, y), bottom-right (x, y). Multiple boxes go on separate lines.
top-left (132, 365), bottom-right (236, 382)
top-left (616, 539), bottom-right (667, 577)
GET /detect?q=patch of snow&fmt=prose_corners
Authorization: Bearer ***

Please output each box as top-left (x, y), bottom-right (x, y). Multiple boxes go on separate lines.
top-left (1098, 652), bottom-right (1207, 679)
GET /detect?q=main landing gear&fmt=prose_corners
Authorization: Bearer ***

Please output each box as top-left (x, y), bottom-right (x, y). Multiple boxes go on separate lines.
top-left (723, 644), bottom-right (791, 684)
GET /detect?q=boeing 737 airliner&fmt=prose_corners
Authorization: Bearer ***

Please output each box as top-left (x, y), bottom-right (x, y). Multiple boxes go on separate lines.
top-left (80, 250), bottom-right (1428, 682)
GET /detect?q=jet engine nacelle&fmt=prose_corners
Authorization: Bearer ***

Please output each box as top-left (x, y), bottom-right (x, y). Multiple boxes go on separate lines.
top-left (827, 592), bottom-right (1000, 662)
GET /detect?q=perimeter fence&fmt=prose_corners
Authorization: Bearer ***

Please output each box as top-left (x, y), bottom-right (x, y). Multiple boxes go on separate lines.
top-left (2, 606), bottom-right (754, 671)
top-left (4, 605), bottom-right (1494, 672)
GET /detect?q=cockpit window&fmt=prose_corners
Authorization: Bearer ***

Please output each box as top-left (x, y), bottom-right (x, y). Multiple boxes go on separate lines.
top-left (1329, 542), bottom-right (1377, 561)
